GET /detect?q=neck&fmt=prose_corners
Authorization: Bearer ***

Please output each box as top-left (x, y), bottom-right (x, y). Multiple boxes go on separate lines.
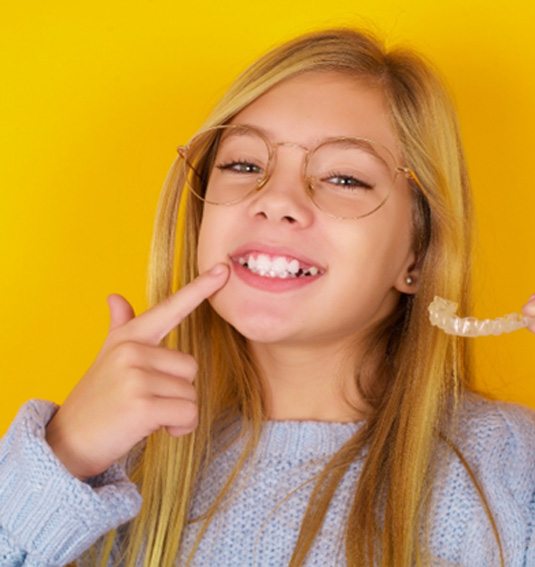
top-left (248, 339), bottom-right (372, 423)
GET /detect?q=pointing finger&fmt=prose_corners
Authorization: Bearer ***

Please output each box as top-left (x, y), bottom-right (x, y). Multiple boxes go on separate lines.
top-left (123, 263), bottom-right (229, 345)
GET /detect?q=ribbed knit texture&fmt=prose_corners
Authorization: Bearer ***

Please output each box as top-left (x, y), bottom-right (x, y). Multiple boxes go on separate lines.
top-left (0, 400), bottom-right (142, 566)
top-left (1, 393), bottom-right (534, 566)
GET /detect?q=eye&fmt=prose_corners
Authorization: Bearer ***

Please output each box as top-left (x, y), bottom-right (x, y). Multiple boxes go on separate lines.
top-left (216, 160), bottom-right (263, 174)
top-left (324, 171), bottom-right (374, 190)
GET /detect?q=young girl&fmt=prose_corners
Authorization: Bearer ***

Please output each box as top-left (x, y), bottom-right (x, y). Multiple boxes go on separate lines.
top-left (1, 27), bottom-right (535, 567)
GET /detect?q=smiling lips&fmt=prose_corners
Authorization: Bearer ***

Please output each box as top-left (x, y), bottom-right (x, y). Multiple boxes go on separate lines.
top-left (228, 244), bottom-right (325, 291)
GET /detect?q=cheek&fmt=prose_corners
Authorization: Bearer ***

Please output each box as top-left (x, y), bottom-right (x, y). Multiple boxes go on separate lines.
top-left (197, 210), bottom-right (215, 273)
top-left (196, 206), bottom-right (233, 273)
top-left (342, 209), bottom-right (413, 285)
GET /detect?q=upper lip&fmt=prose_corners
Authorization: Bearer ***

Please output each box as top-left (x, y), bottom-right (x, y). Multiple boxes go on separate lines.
top-left (229, 242), bottom-right (326, 271)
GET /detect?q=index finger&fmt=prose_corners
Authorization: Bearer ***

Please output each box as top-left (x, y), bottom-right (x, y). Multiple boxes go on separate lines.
top-left (124, 262), bottom-right (230, 345)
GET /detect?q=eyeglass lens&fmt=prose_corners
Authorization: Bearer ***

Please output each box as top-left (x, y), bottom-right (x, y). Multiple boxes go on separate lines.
top-left (183, 125), bottom-right (399, 219)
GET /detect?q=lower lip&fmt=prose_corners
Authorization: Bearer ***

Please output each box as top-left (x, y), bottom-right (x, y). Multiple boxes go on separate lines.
top-left (230, 258), bottom-right (323, 292)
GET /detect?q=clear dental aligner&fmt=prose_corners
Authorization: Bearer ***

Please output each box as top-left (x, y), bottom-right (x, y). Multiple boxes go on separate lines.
top-left (428, 296), bottom-right (529, 337)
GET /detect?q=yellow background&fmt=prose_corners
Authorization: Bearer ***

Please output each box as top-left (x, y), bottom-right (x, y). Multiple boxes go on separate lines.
top-left (1, 1), bottom-right (534, 434)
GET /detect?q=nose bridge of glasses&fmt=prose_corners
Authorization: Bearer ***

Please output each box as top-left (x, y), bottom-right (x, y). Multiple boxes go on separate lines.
top-left (265, 140), bottom-right (311, 188)
top-left (274, 140), bottom-right (310, 152)
top-left (271, 140), bottom-right (310, 167)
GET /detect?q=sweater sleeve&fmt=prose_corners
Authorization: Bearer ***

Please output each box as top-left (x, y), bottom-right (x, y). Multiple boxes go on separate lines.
top-left (0, 399), bottom-right (142, 566)
top-left (458, 398), bottom-right (535, 566)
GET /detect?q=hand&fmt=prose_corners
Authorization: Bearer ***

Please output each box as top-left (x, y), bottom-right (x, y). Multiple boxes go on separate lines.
top-left (45, 263), bottom-right (230, 481)
top-left (522, 294), bottom-right (535, 333)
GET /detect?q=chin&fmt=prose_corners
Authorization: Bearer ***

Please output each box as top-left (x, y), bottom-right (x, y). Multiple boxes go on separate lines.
top-left (234, 324), bottom-right (291, 344)
top-left (208, 294), bottom-right (298, 344)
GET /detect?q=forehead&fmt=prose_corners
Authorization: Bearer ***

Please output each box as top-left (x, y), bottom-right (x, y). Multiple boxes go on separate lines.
top-left (228, 71), bottom-right (402, 159)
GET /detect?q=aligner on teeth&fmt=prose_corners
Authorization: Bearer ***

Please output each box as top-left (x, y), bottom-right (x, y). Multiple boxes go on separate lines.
top-left (428, 296), bottom-right (529, 337)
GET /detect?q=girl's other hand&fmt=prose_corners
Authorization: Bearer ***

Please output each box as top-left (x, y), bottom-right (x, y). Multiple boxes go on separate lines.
top-left (44, 263), bottom-right (230, 481)
top-left (522, 294), bottom-right (535, 333)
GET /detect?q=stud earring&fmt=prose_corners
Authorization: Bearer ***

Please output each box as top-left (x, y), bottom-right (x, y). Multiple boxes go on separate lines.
top-left (405, 275), bottom-right (414, 286)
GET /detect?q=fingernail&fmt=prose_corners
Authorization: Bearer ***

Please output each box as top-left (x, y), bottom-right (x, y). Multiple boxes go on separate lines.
top-left (209, 263), bottom-right (228, 276)
top-left (530, 294), bottom-right (535, 303)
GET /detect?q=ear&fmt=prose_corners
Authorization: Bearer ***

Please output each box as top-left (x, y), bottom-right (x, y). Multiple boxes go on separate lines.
top-left (394, 251), bottom-right (421, 295)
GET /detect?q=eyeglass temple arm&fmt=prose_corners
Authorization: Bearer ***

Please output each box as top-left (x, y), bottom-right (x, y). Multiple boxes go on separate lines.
top-left (397, 166), bottom-right (426, 194)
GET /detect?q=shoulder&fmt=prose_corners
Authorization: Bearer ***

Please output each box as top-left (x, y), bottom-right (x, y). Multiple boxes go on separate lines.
top-left (428, 392), bottom-right (535, 564)
top-left (443, 391), bottom-right (535, 499)
top-left (452, 391), bottom-right (535, 467)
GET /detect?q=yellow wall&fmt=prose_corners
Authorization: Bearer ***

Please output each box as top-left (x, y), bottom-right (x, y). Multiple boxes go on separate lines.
top-left (1, 0), bottom-right (534, 433)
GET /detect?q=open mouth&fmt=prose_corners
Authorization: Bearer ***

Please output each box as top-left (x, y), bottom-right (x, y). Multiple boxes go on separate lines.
top-left (228, 251), bottom-right (325, 293)
top-left (236, 253), bottom-right (321, 279)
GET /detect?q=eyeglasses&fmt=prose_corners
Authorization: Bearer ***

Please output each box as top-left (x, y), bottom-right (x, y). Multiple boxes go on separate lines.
top-left (177, 124), bottom-right (424, 220)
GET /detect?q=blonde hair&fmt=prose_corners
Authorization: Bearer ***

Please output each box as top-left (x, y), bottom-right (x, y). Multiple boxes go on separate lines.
top-left (88, 27), bottom-right (504, 566)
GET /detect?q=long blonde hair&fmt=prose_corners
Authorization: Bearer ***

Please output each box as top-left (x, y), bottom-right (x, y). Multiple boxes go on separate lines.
top-left (90, 27), bottom-right (504, 566)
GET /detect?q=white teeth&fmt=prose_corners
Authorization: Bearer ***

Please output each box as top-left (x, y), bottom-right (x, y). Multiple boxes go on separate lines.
top-left (272, 257), bottom-right (287, 273)
top-left (237, 253), bottom-right (321, 279)
top-left (287, 259), bottom-right (300, 275)
top-left (256, 254), bottom-right (271, 273)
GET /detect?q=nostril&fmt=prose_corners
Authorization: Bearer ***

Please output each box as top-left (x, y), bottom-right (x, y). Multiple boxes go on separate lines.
top-left (255, 211), bottom-right (297, 223)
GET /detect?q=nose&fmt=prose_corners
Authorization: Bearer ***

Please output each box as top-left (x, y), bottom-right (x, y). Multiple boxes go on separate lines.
top-left (245, 145), bottom-right (315, 226)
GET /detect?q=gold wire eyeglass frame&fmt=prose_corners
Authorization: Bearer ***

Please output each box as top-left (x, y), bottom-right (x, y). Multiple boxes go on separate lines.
top-left (176, 124), bottom-right (426, 221)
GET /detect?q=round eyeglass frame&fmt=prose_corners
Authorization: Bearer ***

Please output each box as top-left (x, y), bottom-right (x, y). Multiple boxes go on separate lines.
top-left (176, 123), bottom-right (425, 221)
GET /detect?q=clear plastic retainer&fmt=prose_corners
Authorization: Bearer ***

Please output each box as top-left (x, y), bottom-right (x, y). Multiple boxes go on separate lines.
top-left (428, 296), bottom-right (529, 337)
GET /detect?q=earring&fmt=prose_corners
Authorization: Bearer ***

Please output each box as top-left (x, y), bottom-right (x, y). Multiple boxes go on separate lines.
top-left (405, 275), bottom-right (414, 286)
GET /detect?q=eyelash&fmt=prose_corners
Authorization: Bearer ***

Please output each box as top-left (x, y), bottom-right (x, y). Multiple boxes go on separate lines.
top-left (216, 160), bottom-right (263, 174)
top-left (215, 161), bottom-right (374, 190)
top-left (324, 170), bottom-right (373, 190)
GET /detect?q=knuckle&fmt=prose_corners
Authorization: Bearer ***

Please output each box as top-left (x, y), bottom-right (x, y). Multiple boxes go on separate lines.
top-left (133, 396), bottom-right (153, 422)
top-left (124, 367), bottom-right (147, 396)
top-left (181, 382), bottom-right (197, 403)
top-left (180, 354), bottom-right (199, 378)
top-left (189, 384), bottom-right (198, 403)
top-left (188, 357), bottom-right (199, 377)
top-left (112, 341), bottom-right (141, 367)
top-left (180, 399), bottom-right (198, 428)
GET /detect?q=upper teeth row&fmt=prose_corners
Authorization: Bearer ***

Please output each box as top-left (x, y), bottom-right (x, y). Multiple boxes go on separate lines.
top-left (238, 253), bottom-right (320, 278)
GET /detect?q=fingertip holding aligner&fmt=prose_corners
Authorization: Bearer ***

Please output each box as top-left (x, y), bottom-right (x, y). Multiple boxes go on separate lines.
top-left (428, 296), bottom-right (529, 337)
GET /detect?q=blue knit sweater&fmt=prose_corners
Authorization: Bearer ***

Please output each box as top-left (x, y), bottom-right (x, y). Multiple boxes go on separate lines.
top-left (0, 394), bottom-right (534, 566)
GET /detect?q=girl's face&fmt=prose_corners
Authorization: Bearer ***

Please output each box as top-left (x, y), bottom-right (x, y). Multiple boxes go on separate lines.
top-left (197, 71), bottom-right (418, 348)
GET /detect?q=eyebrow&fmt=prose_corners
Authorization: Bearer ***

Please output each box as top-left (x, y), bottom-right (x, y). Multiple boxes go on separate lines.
top-left (235, 122), bottom-right (321, 148)
top-left (331, 138), bottom-right (391, 168)
top-left (231, 122), bottom-right (395, 169)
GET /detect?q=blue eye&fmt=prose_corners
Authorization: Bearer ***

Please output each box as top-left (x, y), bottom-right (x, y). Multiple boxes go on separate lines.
top-left (216, 161), bottom-right (263, 174)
